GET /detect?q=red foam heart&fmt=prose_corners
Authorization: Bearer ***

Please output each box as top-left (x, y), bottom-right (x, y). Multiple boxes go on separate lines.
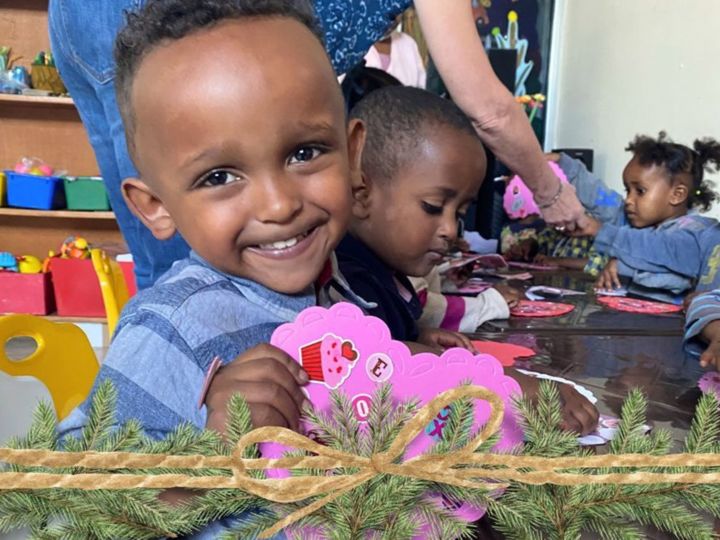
top-left (471, 340), bottom-right (536, 366)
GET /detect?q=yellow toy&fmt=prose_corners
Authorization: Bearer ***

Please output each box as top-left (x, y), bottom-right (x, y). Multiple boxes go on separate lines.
top-left (17, 255), bottom-right (43, 274)
top-left (60, 236), bottom-right (90, 259)
top-left (0, 314), bottom-right (98, 420)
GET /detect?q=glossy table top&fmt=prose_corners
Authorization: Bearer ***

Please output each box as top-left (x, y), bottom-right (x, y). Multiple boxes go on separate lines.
top-left (476, 270), bottom-right (684, 335)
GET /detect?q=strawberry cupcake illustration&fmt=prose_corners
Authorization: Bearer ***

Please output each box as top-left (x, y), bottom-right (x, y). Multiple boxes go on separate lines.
top-left (299, 333), bottom-right (359, 389)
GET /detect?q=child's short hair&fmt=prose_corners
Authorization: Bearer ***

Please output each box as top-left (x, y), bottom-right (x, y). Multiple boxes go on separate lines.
top-left (349, 86), bottom-right (481, 183)
top-left (627, 131), bottom-right (720, 211)
top-left (114, 0), bottom-right (322, 141)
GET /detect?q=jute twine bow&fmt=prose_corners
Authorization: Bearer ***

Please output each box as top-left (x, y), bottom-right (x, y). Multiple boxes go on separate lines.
top-left (3, 385), bottom-right (720, 538)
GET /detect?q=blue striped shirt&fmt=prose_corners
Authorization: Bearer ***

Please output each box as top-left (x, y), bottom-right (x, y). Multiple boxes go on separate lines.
top-left (58, 252), bottom-right (318, 441)
top-left (684, 289), bottom-right (720, 358)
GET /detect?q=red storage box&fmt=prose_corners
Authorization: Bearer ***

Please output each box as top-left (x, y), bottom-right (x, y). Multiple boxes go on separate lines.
top-left (50, 257), bottom-right (137, 317)
top-left (118, 261), bottom-right (137, 297)
top-left (0, 272), bottom-right (55, 315)
top-left (49, 258), bottom-right (104, 317)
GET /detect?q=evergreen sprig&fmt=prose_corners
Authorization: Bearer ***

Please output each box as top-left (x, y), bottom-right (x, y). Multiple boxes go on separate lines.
top-left (488, 382), bottom-right (720, 540)
top-left (1, 380), bottom-right (720, 539)
top-left (0, 380), bottom-right (264, 539)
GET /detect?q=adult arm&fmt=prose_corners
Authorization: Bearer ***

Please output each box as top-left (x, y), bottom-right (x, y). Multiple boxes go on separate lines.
top-left (414, 0), bottom-right (586, 230)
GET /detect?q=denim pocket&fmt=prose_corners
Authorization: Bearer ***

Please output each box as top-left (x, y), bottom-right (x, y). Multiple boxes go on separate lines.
top-left (52, 0), bottom-right (144, 84)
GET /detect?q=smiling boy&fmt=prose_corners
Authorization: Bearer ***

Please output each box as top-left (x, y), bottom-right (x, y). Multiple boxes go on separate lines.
top-left (58, 0), bottom-right (365, 445)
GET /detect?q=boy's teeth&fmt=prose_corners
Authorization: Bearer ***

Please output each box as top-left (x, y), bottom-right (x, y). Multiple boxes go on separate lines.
top-left (259, 233), bottom-right (304, 250)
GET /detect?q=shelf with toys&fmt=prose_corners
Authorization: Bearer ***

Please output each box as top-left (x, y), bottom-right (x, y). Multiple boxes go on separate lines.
top-left (0, 236), bottom-right (135, 321)
top-left (0, 1), bottom-right (125, 262)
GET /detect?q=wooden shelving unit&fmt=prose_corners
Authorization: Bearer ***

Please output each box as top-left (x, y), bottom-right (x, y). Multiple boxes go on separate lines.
top-left (0, 0), bottom-right (125, 258)
top-left (0, 208), bottom-right (115, 220)
top-left (0, 94), bottom-right (74, 106)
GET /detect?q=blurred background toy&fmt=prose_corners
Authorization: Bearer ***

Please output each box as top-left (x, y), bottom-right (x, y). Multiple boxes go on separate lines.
top-left (17, 255), bottom-right (43, 274)
top-left (59, 236), bottom-right (90, 260)
top-left (0, 252), bottom-right (18, 272)
top-left (13, 157), bottom-right (54, 177)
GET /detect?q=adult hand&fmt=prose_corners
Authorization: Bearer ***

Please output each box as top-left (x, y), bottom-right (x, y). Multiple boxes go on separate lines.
top-left (595, 259), bottom-right (622, 290)
top-left (204, 344), bottom-right (309, 435)
top-left (567, 215), bottom-right (601, 238)
top-left (538, 181), bottom-right (588, 233)
top-left (418, 327), bottom-right (477, 353)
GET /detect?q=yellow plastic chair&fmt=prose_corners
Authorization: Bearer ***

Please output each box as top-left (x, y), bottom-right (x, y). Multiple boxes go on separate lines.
top-left (90, 248), bottom-right (130, 337)
top-left (0, 315), bottom-right (99, 420)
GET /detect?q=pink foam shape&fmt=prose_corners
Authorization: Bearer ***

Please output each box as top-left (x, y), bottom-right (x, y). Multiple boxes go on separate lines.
top-left (265, 303), bottom-right (523, 535)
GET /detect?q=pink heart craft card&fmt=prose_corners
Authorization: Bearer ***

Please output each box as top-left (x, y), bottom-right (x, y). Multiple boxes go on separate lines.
top-left (507, 261), bottom-right (560, 271)
top-left (596, 296), bottom-right (682, 314)
top-left (510, 300), bottom-right (575, 318)
top-left (264, 302), bottom-right (523, 531)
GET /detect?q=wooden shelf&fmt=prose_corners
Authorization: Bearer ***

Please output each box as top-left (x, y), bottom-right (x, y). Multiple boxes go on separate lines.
top-left (0, 94), bottom-right (74, 106)
top-left (0, 208), bottom-right (115, 220)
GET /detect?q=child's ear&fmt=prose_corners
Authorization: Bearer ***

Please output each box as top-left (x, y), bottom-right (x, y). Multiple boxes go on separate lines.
top-left (669, 181), bottom-right (689, 206)
top-left (347, 118), bottom-right (366, 187)
top-left (121, 178), bottom-right (177, 240)
top-left (346, 118), bottom-right (372, 219)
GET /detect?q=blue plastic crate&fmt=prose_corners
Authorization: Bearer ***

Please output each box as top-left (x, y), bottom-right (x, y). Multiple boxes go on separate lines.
top-left (4, 171), bottom-right (66, 210)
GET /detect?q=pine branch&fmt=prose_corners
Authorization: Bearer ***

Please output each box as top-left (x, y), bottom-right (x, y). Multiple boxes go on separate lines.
top-left (79, 380), bottom-right (117, 452)
top-left (685, 393), bottom-right (720, 454)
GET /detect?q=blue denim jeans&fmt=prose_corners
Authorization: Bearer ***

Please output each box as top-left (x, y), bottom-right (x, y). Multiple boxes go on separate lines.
top-left (48, 0), bottom-right (190, 289)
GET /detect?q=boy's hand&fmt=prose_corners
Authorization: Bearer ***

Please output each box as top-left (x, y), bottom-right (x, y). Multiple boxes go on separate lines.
top-left (700, 320), bottom-right (720, 370)
top-left (510, 370), bottom-right (599, 435)
top-left (417, 327), bottom-right (477, 353)
top-left (492, 283), bottom-right (521, 308)
top-left (595, 259), bottom-right (621, 290)
top-left (204, 344), bottom-right (309, 435)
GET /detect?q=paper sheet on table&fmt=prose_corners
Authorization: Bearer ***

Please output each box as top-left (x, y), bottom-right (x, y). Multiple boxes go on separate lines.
top-left (463, 231), bottom-right (498, 254)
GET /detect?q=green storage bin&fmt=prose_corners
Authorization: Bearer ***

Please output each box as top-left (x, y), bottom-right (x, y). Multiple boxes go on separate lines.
top-left (63, 176), bottom-right (110, 211)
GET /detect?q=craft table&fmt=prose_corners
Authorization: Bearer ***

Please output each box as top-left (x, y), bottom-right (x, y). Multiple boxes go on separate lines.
top-left (475, 270), bottom-right (684, 336)
top-left (469, 330), bottom-right (702, 447)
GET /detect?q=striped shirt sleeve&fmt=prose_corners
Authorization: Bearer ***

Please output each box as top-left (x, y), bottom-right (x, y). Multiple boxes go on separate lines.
top-left (684, 290), bottom-right (720, 358)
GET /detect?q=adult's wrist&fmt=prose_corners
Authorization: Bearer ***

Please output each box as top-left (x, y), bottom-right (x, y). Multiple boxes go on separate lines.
top-left (535, 180), bottom-right (563, 210)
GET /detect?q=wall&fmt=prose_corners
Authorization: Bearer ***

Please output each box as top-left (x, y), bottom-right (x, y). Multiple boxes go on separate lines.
top-left (546, 0), bottom-right (720, 216)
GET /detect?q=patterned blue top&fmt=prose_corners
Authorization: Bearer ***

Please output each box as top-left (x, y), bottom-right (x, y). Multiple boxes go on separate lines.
top-left (314, 0), bottom-right (412, 74)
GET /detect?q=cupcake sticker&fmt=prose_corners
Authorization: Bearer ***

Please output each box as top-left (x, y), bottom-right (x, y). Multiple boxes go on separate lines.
top-left (299, 333), bottom-right (359, 389)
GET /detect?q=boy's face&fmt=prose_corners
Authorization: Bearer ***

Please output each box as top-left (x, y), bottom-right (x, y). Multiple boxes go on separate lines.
top-left (355, 126), bottom-right (486, 277)
top-left (622, 157), bottom-right (685, 228)
top-left (124, 19), bottom-right (360, 294)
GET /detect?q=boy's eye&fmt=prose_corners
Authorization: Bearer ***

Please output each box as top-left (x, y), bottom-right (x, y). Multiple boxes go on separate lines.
top-left (289, 146), bottom-right (322, 164)
top-left (200, 170), bottom-right (240, 187)
top-left (421, 201), bottom-right (443, 215)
